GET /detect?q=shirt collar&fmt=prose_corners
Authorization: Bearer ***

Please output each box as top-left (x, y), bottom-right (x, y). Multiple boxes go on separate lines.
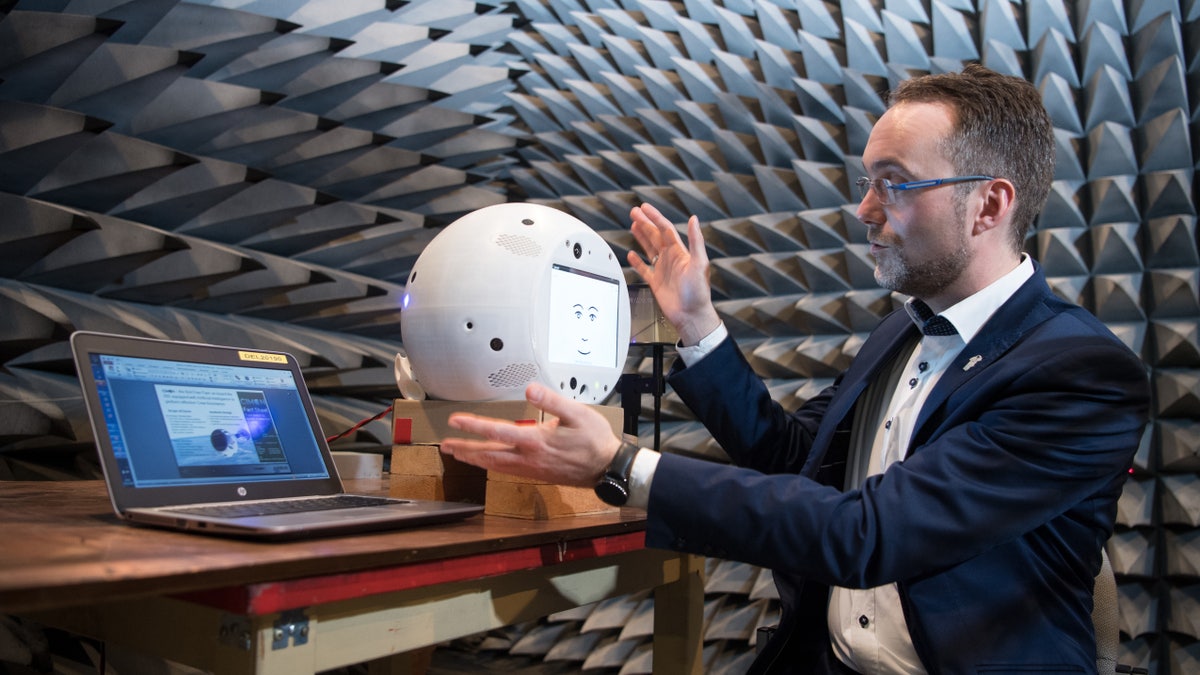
top-left (905, 254), bottom-right (1034, 343)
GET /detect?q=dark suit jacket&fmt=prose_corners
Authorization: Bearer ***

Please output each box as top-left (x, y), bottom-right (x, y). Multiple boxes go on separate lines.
top-left (647, 266), bottom-right (1150, 674)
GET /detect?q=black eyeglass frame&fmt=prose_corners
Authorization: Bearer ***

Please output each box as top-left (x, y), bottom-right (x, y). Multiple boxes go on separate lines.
top-left (855, 175), bottom-right (995, 205)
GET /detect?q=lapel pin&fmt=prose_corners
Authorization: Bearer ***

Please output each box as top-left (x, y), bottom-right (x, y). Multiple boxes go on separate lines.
top-left (963, 355), bottom-right (983, 371)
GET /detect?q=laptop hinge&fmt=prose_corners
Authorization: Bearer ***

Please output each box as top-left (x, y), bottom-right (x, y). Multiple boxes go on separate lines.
top-left (272, 609), bottom-right (310, 650)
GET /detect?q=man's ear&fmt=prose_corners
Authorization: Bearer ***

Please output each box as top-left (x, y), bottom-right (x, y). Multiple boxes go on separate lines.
top-left (973, 178), bottom-right (1016, 236)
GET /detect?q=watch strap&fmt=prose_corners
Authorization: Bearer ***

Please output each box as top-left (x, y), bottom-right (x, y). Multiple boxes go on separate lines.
top-left (594, 440), bottom-right (640, 506)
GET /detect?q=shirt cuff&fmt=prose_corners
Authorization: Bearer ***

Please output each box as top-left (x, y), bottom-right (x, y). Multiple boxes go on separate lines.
top-left (676, 322), bottom-right (729, 367)
top-left (624, 447), bottom-right (661, 510)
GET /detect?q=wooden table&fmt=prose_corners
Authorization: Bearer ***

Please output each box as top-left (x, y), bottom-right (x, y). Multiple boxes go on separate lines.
top-left (0, 479), bottom-right (704, 674)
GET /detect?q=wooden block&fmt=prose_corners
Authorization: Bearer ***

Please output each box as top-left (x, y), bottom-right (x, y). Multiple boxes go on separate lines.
top-left (484, 480), bottom-right (617, 519)
top-left (487, 471), bottom-right (553, 485)
top-left (391, 444), bottom-right (478, 477)
top-left (389, 401), bottom-right (625, 518)
top-left (389, 474), bottom-right (443, 501)
top-left (393, 400), bottom-right (536, 444)
top-left (389, 472), bottom-right (486, 504)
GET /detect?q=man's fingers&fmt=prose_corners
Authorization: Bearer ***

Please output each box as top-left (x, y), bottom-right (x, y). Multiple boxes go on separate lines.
top-left (627, 249), bottom-right (650, 276)
top-left (440, 436), bottom-right (510, 454)
top-left (446, 412), bottom-right (500, 439)
top-left (631, 204), bottom-right (677, 250)
top-left (685, 215), bottom-right (708, 264)
top-left (446, 413), bottom-right (535, 449)
top-left (525, 383), bottom-right (585, 429)
top-left (439, 439), bottom-right (523, 475)
top-left (637, 202), bottom-right (672, 228)
top-left (629, 207), bottom-right (658, 260)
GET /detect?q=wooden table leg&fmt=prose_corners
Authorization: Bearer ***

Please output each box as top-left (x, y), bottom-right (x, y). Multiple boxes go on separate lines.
top-left (653, 553), bottom-right (705, 674)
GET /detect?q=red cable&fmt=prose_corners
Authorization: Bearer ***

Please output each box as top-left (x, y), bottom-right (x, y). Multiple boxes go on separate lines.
top-left (325, 403), bottom-right (394, 444)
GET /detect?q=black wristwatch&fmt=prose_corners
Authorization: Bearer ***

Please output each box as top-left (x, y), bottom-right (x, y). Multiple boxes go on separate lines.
top-left (594, 440), bottom-right (641, 506)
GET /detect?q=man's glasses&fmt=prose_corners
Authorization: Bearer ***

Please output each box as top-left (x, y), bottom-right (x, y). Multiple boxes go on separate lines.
top-left (855, 175), bottom-right (994, 205)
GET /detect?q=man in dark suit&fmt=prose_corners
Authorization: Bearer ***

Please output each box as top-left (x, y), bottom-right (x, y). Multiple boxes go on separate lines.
top-left (441, 64), bottom-right (1150, 674)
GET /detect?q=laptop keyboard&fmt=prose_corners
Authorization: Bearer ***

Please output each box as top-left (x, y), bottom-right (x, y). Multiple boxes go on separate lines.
top-left (166, 494), bottom-right (407, 519)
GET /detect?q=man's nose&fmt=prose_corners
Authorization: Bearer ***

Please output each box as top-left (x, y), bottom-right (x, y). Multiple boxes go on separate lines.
top-left (855, 189), bottom-right (882, 226)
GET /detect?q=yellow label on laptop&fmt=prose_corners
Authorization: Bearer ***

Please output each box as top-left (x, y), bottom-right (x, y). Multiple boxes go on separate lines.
top-left (238, 350), bottom-right (288, 364)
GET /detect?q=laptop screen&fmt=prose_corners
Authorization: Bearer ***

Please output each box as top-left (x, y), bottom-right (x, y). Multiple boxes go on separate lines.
top-left (90, 352), bottom-right (332, 489)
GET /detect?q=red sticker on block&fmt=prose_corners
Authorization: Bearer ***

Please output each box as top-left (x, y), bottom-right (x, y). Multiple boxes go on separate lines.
top-left (514, 419), bottom-right (538, 426)
top-left (393, 418), bottom-right (413, 445)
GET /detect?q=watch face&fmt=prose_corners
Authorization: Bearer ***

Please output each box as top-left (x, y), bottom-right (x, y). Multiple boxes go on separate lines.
top-left (594, 478), bottom-right (628, 506)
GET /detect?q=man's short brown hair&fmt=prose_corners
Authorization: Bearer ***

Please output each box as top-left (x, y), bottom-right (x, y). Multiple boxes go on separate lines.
top-left (890, 64), bottom-right (1055, 250)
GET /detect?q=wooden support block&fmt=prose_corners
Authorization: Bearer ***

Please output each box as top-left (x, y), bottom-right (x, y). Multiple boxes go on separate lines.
top-left (389, 472), bottom-right (487, 504)
top-left (390, 445), bottom-right (486, 503)
top-left (484, 479), bottom-right (616, 519)
top-left (389, 474), bottom-right (443, 502)
top-left (390, 400), bottom-right (624, 518)
top-left (391, 444), bottom-right (478, 477)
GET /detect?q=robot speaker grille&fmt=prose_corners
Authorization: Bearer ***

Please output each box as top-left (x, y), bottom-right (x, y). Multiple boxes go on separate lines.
top-left (495, 233), bottom-right (542, 257)
top-left (488, 363), bottom-right (538, 389)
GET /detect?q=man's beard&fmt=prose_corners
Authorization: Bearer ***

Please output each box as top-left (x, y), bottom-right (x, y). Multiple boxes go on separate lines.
top-left (872, 234), bottom-right (971, 299)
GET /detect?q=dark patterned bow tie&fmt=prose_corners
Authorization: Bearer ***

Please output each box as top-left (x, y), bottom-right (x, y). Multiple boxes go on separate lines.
top-left (910, 299), bottom-right (959, 336)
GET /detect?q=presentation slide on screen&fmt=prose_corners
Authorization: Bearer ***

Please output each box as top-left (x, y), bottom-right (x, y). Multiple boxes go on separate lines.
top-left (155, 385), bottom-right (286, 468)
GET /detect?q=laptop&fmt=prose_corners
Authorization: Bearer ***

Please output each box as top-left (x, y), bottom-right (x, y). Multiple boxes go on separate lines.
top-left (70, 330), bottom-right (483, 540)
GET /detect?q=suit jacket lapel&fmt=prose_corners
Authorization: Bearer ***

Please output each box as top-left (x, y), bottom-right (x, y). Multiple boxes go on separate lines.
top-left (911, 268), bottom-right (1057, 443)
top-left (801, 311), bottom-right (921, 475)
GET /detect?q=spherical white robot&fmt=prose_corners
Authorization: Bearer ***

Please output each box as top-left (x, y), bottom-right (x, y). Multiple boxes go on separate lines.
top-left (400, 203), bottom-right (631, 403)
